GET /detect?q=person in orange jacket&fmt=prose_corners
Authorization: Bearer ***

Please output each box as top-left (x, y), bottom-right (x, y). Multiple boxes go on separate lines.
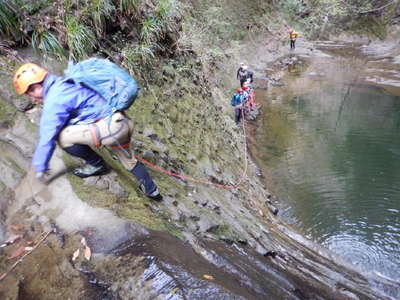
top-left (288, 28), bottom-right (298, 50)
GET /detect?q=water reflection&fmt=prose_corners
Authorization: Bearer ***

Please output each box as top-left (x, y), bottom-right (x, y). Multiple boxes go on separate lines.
top-left (287, 63), bottom-right (297, 73)
top-left (255, 55), bottom-right (400, 280)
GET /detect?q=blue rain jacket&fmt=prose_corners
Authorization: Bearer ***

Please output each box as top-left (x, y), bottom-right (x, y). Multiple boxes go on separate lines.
top-left (32, 74), bottom-right (113, 172)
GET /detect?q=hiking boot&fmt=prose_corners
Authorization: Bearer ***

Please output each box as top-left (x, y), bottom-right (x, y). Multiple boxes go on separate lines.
top-left (140, 185), bottom-right (163, 201)
top-left (131, 161), bottom-right (162, 201)
top-left (73, 163), bottom-right (109, 178)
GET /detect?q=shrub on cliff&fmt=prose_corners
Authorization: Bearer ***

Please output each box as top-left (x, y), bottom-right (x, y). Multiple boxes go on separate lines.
top-left (279, 0), bottom-right (393, 38)
top-left (0, 0), bottom-right (183, 61)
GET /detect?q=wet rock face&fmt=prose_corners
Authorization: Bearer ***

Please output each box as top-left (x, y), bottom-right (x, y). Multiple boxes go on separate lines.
top-left (83, 230), bottom-right (395, 300)
top-left (83, 174), bottom-right (129, 199)
top-left (0, 188), bottom-right (13, 241)
top-left (92, 232), bottom-right (289, 299)
top-left (13, 98), bottom-right (34, 112)
top-left (0, 115), bottom-right (35, 242)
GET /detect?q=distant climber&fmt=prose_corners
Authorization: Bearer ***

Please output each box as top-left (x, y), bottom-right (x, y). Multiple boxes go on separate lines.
top-left (237, 65), bottom-right (254, 87)
top-left (236, 62), bottom-right (245, 82)
top-left (242, 81), bottom-right (256, 111)
top-left (288, 28), bottom-right (298, 50)
top-left (231, 88), bottom-right (244, 125)
top-left (13, 62), bottom-right (162, 201)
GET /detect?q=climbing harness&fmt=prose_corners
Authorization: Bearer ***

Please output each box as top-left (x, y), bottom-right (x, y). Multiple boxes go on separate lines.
top-left (88, 113), bottom-right (134, 160)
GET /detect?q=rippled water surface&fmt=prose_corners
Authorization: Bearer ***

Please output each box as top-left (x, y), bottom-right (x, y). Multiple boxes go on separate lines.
top-left (255, 47), bottom-right (400, 280)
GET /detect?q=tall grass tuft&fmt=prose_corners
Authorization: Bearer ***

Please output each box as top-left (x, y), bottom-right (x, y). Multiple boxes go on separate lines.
top-left (139, 0), bottom-right (183, 48)
top-left (155, 0), bottom-right (181, 20)
top-left (155, 0), bottom-right (183, 32)
top-left (141, 17), bottom-right (162, 44)
top-left (119, 0), bottom-right (141, 15)
top-left (65, 16), bottom-right (97, 60)
top-left (87, 0), bottom-right (115, 37)
top-left (31, 29), bottom-right (65, 58)
top-left (0, 0), bottom-right (20, 38)
top-left (122, 43), bottom-right (156, 72)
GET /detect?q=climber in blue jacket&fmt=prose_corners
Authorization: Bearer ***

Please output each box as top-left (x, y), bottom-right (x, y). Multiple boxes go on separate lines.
top-left (13, 62), bottom-right (162, 201)
top-left (231, 88), bottom-right (245, 125)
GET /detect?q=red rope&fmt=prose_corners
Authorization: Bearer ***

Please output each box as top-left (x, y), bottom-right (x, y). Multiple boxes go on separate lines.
top-left (133, 104), bottom-right (251, 189)
top-left (131, 89), bottom-right (261, 189)
top-left (134, 154), bottom-right (244, 189)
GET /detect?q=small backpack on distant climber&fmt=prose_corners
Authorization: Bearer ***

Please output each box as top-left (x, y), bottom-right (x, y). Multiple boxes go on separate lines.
top-left (64, 57), bottom-right (139, 112)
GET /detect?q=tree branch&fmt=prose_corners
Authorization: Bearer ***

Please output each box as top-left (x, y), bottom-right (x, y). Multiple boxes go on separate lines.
top-left (0, 230), bottom-right (54, 282)
top-left (359, 1), bottom-right (396, 14)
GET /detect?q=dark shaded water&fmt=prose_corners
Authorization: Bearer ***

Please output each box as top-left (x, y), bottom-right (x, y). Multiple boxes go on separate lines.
top-left (255, 51), bottom-right (400, 281)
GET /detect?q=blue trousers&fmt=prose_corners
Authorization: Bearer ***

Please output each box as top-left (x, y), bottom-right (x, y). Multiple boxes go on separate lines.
top-left (234, 108), bottom-right (242, 124)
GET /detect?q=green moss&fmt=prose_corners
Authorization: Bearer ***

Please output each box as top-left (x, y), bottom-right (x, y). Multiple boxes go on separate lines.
top-left (24, 118), bottom-right (39, 134)
top-left (65, 162), bottom-right (168, 231)
top-left (0, 181), bottom-right (6, 193)
top-left (115, 195), bottom-right (166, 230)
top-left (349, 15), bottom-right (387, 39)
top-left (0, 57), bottom-right (18, 127)
top-left (208, 223), bottom-right (244, 242)
top-left (66, 172), bottom-right (120, 208)
top-left (4, 156), bottom-right (25, 175)
top-left (62, 147), bottom-right (183, 235)
top-left (0, 98), bottom-right (17, 127)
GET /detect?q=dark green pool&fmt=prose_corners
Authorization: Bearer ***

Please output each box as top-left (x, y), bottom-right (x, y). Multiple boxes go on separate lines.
top-left (255, 54), bottom-right (400, 280)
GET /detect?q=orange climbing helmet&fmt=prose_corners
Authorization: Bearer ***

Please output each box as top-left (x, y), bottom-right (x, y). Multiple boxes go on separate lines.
top-left (13, 63), bottom-right (48, 95)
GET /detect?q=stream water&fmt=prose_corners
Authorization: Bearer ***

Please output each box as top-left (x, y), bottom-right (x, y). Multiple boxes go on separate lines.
top-left (254, 42), bottom-right (400, 281)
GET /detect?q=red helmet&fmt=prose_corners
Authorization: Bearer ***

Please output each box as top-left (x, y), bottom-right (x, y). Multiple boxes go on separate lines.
top-left (237, 88), bottom-right (242, 93)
